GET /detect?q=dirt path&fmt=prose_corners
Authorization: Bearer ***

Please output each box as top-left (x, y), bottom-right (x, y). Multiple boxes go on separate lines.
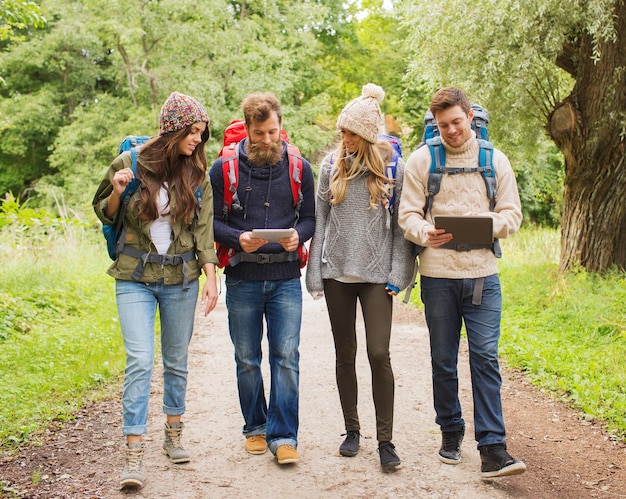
top-left (1, 279), bottom-right (625, 498)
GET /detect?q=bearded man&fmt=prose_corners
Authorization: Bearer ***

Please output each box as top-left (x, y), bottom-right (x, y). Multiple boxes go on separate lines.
top-left (209, 92), bottom-right (315, 465)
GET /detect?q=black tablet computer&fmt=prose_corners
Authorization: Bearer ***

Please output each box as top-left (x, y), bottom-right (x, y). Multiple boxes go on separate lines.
top-left (434, 216), bottom-right (493, 245)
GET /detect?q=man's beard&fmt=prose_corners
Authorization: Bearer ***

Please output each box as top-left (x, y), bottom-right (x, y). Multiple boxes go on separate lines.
top-left (247, 139), bottom-right (283, 166)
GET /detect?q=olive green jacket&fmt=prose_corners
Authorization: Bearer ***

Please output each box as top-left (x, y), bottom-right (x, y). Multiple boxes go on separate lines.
top-left (93, 151), bottom-right (218, 285)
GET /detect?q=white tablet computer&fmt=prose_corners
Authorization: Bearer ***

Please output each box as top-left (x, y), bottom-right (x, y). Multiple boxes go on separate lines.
top-left (434, 216), bottom-right (493, 245)
top-left (250, 228), bottom-right (295, 243)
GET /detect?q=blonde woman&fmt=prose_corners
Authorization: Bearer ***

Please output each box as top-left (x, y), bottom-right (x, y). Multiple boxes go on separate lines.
top-left (306, 84), bottom-right (414, 471)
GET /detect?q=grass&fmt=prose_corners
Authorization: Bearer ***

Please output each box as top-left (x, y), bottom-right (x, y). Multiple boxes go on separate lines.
top-left (407, 226), bottom-right (626, 440)
top-left (498, 228), bottom-right (626, 439)
top-left (0, 226), bottom-right (125, 448)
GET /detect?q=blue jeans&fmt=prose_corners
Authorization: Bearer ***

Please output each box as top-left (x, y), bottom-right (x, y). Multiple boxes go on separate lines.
top-left (225, 276), bottom-right (301, 453)
top-left (116, 278), bottom-right (198, 436)
top-left (420, 274), bottom-right (506, 447)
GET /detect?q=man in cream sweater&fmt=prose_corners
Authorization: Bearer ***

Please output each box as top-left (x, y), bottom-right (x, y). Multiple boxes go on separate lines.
top-left (399, 87), bottom-right (526, 479)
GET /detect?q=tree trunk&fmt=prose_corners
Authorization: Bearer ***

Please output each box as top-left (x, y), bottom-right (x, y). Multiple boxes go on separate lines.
top-left (550, 1), bottom-right (626, 272)
top-left (117, 42), bottom-right (138, 108)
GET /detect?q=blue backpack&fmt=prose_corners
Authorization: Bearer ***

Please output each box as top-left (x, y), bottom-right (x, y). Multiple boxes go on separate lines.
top-left (102, 136), bottom-right (152, 260)
top-left (378, 134), bottom-right (402, 213)
top-left (416, 104), bottom-right (501, 257)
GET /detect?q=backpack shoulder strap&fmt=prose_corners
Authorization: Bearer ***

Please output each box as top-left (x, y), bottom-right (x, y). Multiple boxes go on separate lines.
top-left (114, 146), bottom-right (142, 256)
top-left (424, 136), bottom-right (445, 215)
top-left (220, 142), bottom-right (241, 223)
top-left (419, 137), bottom-right (502, 257)
top-left (286, 143), bottom-right (303, 221)
top-left (477, 138), bottom-right (497, 210)
top-left (380, 149), bottom-right (400, 229)
top-left (476, 138), bottom-right (501, 257)
top-left (125, 146), bottom-right (141, 197)
top-left (382, 147), bottom-right (399, 205)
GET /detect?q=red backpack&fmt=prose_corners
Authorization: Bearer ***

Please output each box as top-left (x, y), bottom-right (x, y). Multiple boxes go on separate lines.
top-left (216, 119), bottom-right (308, 268)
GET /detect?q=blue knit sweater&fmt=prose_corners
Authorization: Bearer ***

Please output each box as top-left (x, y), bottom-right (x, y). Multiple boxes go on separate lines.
top-left (209, 139), bottom-right (315, 281)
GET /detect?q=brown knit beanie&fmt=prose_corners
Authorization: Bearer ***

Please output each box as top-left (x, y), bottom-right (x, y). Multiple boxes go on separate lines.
top-left (158, 92), bottom-right (210, 136)
top-left (336, 83), bottom-right (385, 143)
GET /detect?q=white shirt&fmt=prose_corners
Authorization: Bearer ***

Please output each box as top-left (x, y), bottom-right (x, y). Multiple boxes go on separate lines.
top-left (150, 184), bottom-right (172, 255)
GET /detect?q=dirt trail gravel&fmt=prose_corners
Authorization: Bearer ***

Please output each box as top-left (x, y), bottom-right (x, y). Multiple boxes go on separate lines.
top-left (1, 278), bottom-right (624, 498)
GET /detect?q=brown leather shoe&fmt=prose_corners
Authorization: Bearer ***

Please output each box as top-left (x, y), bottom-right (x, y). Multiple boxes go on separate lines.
top-left (245, 435), bottom-right (267, 455)
top-left (276, 444), bottom-right (300, 464)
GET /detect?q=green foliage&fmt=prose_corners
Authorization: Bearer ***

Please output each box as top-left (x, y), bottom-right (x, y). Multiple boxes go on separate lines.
top-left (0, 11), bottom-right (112, 196)
top-left (397, 0), bottom-right (577, 159)
top-left (516, 144), bottom-right (564, 227)
top-left (499, 229), bottom-right (626, 438)
top-left (0, 291), bottom-right (36, 341)
top-left (0, 222), bottom-right (124, 448)
top-left (0, 0), bottom-right (563, 228)
top-left (407, 226), bottom-right (626, 439)
top-left (0, 88), bottom-right (64, 195)
top-left (0, 0), bottom-right (46, 42)
top-left (0, 0), bottom-right (346, 210)
top-left (0, 191), bottom-right (88, 246)
top-left (39, 93), bottom-right (155, 209)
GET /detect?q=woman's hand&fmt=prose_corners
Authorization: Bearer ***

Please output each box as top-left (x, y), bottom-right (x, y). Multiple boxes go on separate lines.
top-left (201, 264), bottom-right (218, 316)
top-left (112, 168), bottom-right (135, 195)
top-left (105, 168), bottom-right (135, 218)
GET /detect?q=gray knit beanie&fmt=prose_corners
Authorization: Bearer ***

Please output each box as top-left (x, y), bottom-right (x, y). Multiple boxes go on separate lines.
top-left (336, 83), bottom-right (385, 143)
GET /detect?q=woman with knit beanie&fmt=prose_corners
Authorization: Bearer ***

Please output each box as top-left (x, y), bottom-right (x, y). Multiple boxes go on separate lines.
top-left (93, 92), bottom-right (219, 489)
top-left (306, 84), bottom-right (415, 471)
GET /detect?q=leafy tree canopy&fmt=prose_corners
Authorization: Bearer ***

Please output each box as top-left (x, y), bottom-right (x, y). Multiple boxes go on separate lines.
top-left (0, 0), bottom-right (45, 42)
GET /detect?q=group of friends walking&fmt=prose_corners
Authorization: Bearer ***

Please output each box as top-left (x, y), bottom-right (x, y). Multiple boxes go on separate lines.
top-left (93, 84), bottom-right (527, 490)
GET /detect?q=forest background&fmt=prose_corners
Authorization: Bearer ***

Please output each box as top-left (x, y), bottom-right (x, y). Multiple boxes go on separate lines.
top-left (0, 0), bottom-right (624, 458)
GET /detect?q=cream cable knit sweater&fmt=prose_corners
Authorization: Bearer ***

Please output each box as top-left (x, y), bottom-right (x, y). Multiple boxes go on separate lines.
top-left (398, 132), bottom-right (522, 279)
top-left (305, 154), bottom-right (415, 295)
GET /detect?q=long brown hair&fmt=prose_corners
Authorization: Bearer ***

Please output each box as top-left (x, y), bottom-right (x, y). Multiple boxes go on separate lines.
top-left (328, 138), bottom-right (393, 209)
top-left (135, 125), bottom-right (209, 224)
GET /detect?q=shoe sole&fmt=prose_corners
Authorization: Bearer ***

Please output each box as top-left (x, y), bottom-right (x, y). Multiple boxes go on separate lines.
top-left (438, 453), bottom-right (461, 465)
top-left (162, 449), bottom-right (191, 463)
top-left (120, 478), bottom-right (144, 488)
top-left (277, 457), bottom-right (300, 464)
top-left (339, 449), bottom-right (358, 457)
top-left (381, 461), bottom-right (401, 472)
top-left (246, 447), bottom-right (268, 455)
top-left (481, 461), bottom-right (527, 479)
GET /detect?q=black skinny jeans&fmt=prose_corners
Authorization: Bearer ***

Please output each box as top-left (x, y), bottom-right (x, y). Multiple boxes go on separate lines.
top-left (323, 279), bottom-right (395, 442)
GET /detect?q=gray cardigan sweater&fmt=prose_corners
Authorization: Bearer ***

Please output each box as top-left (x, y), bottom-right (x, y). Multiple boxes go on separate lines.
top-left (305, 153), bottom-right (415, 294)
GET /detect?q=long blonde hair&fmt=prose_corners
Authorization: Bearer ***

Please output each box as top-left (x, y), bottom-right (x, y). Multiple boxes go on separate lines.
top-left (328, 138), bottom-right (394, 209)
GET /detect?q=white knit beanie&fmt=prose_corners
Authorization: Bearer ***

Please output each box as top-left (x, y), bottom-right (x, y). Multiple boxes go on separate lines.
top-left (336, 83), bottom-right (385, 143)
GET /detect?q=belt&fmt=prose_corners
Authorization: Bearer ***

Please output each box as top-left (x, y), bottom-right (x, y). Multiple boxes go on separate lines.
top-left (228, 251), bottom-right (299, 266)
top-left (121, 246), bottom-right (196, 290)
top-left (440, 242), bottom-right (493, 251)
